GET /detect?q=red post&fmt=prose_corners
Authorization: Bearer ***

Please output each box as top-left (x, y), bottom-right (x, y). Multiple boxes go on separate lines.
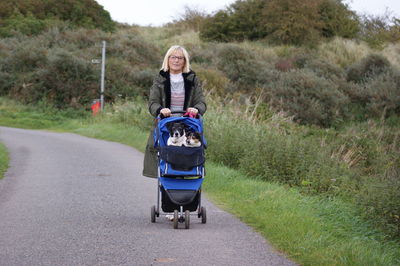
top-left (91, 100), bottom-right (101, 116)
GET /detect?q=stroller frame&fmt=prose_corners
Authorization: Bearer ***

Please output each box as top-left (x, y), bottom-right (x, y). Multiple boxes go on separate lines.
top-left (150, 113), bottom-right (207, 229)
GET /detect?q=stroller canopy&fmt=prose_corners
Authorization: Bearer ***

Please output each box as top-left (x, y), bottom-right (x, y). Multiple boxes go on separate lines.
top-left (154, 116), bottom-right (206, 147)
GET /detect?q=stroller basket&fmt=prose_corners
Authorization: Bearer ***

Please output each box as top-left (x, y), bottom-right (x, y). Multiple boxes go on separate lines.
top-left (159, 146), bottom-right (204, 171)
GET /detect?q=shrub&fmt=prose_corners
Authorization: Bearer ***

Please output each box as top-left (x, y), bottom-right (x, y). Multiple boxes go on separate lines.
top-left (106, 33), bottom-right (160, 67)
top-left (167, 5), bottom-right (208, 32)
top-left (319, 0), bottom-right (359, 39)
top-left (346, 54), bottom-right (391, 83)
top-left (57, 28), bottom-right (105, 49)
top-left (199, 10), bottom-right (234, 42)
top-left (0, 11), bottom-right (47, 37)
top-left (0, 72), bottom-right (15, 96)
top-left (262, 0), bottom-right (323, 46)
top-left (359, 13), bottom-right (400, 49)
top-left (293, 53), bottom-right (345, 80)
top-left (264, 69), bottom-right (349, 127)
top-left (360, 70), bottom-right (400, 118)
top-left (195, 67), bottom-right (230, 96)
top-left (2, 44), bottom-right (48, 73)
top-left (215, 44), bottom-right (263, 91)
top-left (274, 59), bottom-right (295, 72)
top-left (199, 0), bottom-right (359, 45)
top-left (0, 0), bottom-right (116, 35)
top-left (29, 49), bottom-right (98, 108)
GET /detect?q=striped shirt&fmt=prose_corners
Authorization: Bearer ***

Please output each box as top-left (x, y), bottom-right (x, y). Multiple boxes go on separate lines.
top-left (170, 73), bottom-right (185, 112)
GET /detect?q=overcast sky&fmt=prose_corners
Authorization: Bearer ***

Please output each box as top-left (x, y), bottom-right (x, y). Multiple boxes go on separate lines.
top-left (94, 0), bottom-right (400, 26)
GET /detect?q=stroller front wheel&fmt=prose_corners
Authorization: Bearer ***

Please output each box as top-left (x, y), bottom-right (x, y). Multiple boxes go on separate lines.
top-left (185, 210), bottom-right (190, 229)
top-left (173, 210), bottom-right (179, 229)
top-left (201, 206), bottom-right (207, 224)
top-left (151, 205), bottom-right (156, 223)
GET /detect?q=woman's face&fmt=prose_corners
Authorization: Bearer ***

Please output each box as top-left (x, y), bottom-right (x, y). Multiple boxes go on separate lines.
top-left (168, 50), bottom-right (185, 74)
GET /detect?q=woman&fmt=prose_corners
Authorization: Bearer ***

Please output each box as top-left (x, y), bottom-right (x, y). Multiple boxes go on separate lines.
top-left (142, 45), bottom-right (207, 178)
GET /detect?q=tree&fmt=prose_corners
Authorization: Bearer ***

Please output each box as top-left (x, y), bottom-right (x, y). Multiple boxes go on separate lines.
top-left (319, 0), bottom-right (359, 38)
top-left (262, 0), bottom-right (323, 45)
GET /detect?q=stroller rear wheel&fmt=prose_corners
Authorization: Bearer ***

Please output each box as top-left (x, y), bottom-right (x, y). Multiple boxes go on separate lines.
top-left (173, 210), bottom-right (179, 229)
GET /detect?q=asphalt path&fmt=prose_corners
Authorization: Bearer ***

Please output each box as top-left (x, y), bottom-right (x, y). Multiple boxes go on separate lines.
top-left (0, 127), bottom-right (296, 266)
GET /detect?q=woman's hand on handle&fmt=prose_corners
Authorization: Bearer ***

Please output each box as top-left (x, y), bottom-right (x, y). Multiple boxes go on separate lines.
top-left (160, 108), bottom-right (171, 117)
top-left (187, 107), bottom-right (198, 115)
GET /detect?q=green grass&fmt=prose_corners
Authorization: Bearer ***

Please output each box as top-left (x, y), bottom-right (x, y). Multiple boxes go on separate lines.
top-left (0, 142), bottom-right (9, 179)
top-left (205, 165), bottom-right (400, 265)
top-left (0, 98), bottom-right (399, 265)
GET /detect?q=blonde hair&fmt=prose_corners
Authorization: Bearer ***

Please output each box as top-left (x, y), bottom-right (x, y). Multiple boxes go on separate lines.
top-left (161, 45), bottom-right (190, 73)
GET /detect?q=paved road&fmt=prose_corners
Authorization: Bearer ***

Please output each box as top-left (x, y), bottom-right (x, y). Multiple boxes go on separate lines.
top-left (0, 127), bottom-right (295, 266)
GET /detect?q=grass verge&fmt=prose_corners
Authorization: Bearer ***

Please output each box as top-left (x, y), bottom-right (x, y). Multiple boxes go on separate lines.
top-left (0, 98), bottom-right (399, 265)
top-left (0, 142), bottom-right (8, 179)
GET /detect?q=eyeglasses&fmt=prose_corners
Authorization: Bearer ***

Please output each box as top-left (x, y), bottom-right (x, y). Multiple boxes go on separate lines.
top-left (169, 55), bottom-right (185, 61)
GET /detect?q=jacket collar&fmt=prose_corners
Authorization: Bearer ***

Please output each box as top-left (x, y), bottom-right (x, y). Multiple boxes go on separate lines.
top-left (160, 70), bottom-right (195, 110)
top-left (159, 70), bottom-right (194, 79)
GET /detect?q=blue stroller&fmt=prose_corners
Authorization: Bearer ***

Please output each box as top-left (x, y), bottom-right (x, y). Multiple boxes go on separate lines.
top-left (150, 112), bottom-right (207, 229)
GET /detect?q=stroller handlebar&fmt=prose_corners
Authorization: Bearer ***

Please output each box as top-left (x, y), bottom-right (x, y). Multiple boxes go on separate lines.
top-left (159, 110), bottom-right (202, 119)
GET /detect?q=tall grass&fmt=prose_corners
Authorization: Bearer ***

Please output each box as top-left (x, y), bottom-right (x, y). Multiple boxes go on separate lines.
top-left (0, 142), bottom-right (8, 179)
top-left (317, 37), bottom-right (371, 68)
top-left (205, 165), bottom-right (400, 266)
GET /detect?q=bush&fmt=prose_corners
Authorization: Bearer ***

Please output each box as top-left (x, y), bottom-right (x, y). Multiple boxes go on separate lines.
top-left (264, 69), bottom-right (349, 127)
top-left (319, 0), bottom-right (359, 39)
top-left (359, 13), bottom-right (400, 49)
top-left (0, 0), bottom-right (116, 36)
top-left (262, 0), bottom-right (323, 46)
top-left (293, 53), bottom-right (345, 80)
top-left (167, 5), bottom-right (208, 32)
top-left (215, 44), bottom-right (264, 91)
top-left (199, 0), bottom-right (359, 45)
top-left (199, 10), bottom-right (234, 42)
top-left (195, 67), bottom-right (230, 96)
top-left (106, 33), bottom-right (160, 67)
top-left (0, 72), bottom-right (15, 96)
top-left (2, 44), bottom-right (48, 73)
top-left (358, 71), bottom-right (400, 118)
top-left (346, 54), bottom-right (391, 83)
top-left (28, 49), bottom-right (98, 108)
top-left (0, 11), bottom-right (47, 37)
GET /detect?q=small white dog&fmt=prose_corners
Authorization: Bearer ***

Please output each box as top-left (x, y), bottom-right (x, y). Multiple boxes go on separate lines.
top-left (167, 122), bottom-right (187, 146)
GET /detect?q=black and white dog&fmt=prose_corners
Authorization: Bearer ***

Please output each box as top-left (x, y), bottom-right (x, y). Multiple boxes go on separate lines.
top-left (167, 122), bottom-right (187, 146)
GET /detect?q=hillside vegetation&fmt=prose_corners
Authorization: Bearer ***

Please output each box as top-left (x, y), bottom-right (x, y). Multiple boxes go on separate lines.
top-left (0, 0), bottom-right (115, 37)
top-left (0, 0), bottom-right (399, 241)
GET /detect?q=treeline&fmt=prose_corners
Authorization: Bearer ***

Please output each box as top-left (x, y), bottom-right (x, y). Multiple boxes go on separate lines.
top-left (171, 0), bottom-right (400, 47)
top-left (0, 0), bottom-right (115, 37)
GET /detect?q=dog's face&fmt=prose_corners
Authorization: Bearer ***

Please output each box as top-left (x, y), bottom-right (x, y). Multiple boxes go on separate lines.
top-left (185, 131), bottom-right (202, 147)
top-left (167, 122), bottom-right (186, 139)
top-left (166, 122), bottom-right (188, 146)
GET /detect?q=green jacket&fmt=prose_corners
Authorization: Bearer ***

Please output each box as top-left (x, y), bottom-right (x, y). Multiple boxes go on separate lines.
top-left (142, 70), bottom-right (207, 178)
